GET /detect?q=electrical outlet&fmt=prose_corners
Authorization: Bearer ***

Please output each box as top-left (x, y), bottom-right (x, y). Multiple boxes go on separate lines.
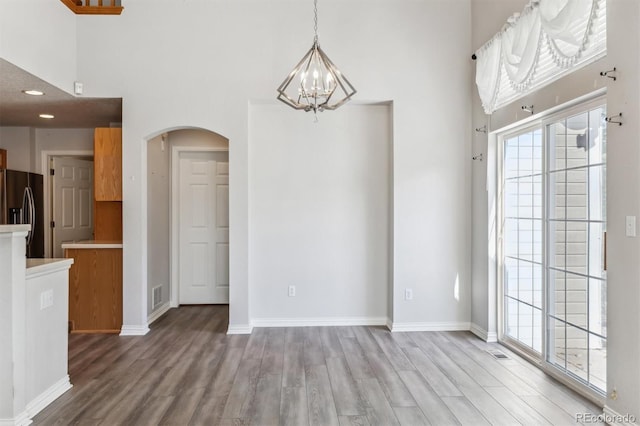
top-left (288, 285), bottom-right (296, 297)
top-left (40, 289), bottom-right (53, 310)
top-left (405, 288), bottom-right (413, 301)
top-left (626, 216), bottom-right (636, 237)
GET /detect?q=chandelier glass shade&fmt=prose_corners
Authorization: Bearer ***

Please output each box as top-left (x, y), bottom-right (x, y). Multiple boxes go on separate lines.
top-left (276, 0), bottom-right (356, 113)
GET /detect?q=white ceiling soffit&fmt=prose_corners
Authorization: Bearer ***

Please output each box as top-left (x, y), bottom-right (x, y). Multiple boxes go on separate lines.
top-left (0, 58), bottom-right (122, 128)
top-left (475, 0), bottom-right (607, 114)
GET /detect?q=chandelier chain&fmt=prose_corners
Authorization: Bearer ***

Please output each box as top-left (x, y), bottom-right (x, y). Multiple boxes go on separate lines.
top-left (313, 0), bottom-right (318, 43)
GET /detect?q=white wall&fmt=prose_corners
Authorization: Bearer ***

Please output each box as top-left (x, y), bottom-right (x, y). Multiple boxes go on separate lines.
top-left (0, 0), bottom-right (77, 96)
top-left (147, 134), bottom-right (170, 316)
top-left (34, 128), bottom-right (94, 173)
top-left (470, 0), bottom-right (528, 341)
top-left (62, 0), bottom-right (474, 331)
top-left (249, 103), bottom-right (391, 324)
top-left (604, 0), bottom-right (640, 419)
top-left (0, 127), bottom-right (93, 174)
top-left (0, 127), bottom-right (35, 172)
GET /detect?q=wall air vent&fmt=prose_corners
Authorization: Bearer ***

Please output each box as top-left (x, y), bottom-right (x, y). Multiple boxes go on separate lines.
top-left (152, 286), bottom-right (162, 309)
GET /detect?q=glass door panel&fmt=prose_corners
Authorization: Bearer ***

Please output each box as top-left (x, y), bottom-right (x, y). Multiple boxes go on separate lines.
top-left (545, 106), bottom-right (607, 393)
top-left (502, 129), bottom-right (543, 353)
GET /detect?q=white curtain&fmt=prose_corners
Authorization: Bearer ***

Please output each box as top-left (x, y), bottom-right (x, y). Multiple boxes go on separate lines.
top-left (475, 0), bottom-right (605, 114)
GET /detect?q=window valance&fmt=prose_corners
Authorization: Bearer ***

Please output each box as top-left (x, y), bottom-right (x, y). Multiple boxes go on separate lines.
top-left (475, 0), bottom-right (606, 114)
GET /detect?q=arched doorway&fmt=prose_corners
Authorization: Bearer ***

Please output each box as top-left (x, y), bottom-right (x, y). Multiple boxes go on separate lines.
top-left (146, 127), bottom-right (230, 324)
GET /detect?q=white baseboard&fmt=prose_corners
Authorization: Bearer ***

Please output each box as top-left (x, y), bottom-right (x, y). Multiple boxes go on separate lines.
top-left (119, 324), bottom-right (150, 336)
top-left (251, 316), bottom-right (388, 328)
top-left (602, 406), bottom-right (639, 426)
top-left (147, 303), bottom-right (171, 325)
top-left (470, 323), bottom-right (498, 342)
top-left (386, 317), bottom-right (393, 331)
top-left (227, 324), bottom-right (253, 334)
top-left (26, 376), bottom-right (72, 419)
top-left (0, 410), bottom-right (31, 426)
top-left (389, 321), bottom-right (471, 332)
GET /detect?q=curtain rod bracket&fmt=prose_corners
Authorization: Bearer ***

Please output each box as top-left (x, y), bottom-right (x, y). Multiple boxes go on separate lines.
top-left (605, 112), bottom-right (623, 126)
top-left (599, 67), bottom-right (617, 81)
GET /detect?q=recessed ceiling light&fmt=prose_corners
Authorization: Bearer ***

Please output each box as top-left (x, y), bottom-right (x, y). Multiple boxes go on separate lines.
top-left (23, 89), bottom-right (44, 96)
top-left (39, 114), bottom-right (55, 119)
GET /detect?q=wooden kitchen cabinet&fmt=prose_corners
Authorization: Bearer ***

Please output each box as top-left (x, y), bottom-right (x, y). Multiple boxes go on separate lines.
top-left (65, 245), bottom-right (123, 333)
top-left (94, 128), bottom-right (122, 201)
top-left (0, 148), bottom-right (6, 169)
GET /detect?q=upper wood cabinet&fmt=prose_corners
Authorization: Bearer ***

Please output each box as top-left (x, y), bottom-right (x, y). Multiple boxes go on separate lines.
top-left (94, 128), bottom-right (122, 201)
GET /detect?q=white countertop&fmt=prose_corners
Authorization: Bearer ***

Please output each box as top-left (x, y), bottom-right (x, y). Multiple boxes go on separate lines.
top-left (26, 258), bottom-right (74, 277)
top-left (61, 240), bottom-right (123, 249)
top-left (0, 224), bottom-right (31, 234)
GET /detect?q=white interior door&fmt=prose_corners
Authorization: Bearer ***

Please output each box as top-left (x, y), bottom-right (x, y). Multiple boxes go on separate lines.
top-left (52, 157), bottom-right (94, 258)
top-left (179, 151), bottom-right (229, 304)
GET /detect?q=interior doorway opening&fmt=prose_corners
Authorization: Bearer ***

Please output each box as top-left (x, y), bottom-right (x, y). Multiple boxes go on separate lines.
top-left (146, 128), bottom-right (230, 325)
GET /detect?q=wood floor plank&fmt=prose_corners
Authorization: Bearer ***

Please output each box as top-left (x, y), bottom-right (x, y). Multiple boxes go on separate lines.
top-left (397, 370), bottom-right (459, 426)
top-left (441, 396), bottom-right (490, 426)
top-left (283, 341), bottom-right (305, 387)
top-left (434, 338), bottom-right (503, 387)
top-left (393, 406), bottom-right (430, 425)
top-left (128, 395), bottom-right (175, 426)
top-left (250, 373), bottom-right (282, 426)
top-left (370, 328), bottom-right (415, 371)
top-left (352, 326), bottom-right (383, 354)
top-left (320, 326), bottom-right (344, 359)
top-left (159, 387), bottom-right (206, 425)
top-left (459, 385), bottom-right (520, 426)
top-left (338, 415), bottom-right (371, 426)
top-left (221, 357), bottom-right (262, 419)
top-left (356, 378), bottom-right (400, 426)
top-left (303, 327), bottom-right (326, 367)
top-left (520, 395), bottom-right (583, 425)
top-left (366, 351), bottom-right (417, 407)
top-left (280, 386), bottom-right (309, 426)
top-left (326, 356), bottom-right (368, 416)
top-left (441, 331), bottom-right (540, 396)
top-left (30, 307), bottom-right (604, 426)
top-left (484, 387), bottom-right (553, 425)
top-left (260, 327), bottom-right (285, 377)
top-left (306, 364), bottom-right (340, 426)
top-left (410, 333), bottom-right (481, 390)
top-left (339, 336), bottom-right (375, 379)
top-left (402, 347), bottom-right (463, 397)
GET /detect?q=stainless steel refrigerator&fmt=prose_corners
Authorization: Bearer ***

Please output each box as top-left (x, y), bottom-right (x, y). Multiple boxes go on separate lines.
top-left (0, 169), bottom-right (45, 258)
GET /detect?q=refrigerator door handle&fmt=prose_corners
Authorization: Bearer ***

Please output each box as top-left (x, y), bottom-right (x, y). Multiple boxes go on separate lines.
top-left (22, 186), bottom-right (35, 245)
top-left (28, 187), bottom-right (35, 246)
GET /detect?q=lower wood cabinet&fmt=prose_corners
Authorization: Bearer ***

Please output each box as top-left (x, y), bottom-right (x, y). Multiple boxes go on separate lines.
top-left (65, 247), bottom-right (123, 333)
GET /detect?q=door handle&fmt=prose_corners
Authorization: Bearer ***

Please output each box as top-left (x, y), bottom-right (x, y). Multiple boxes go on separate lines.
top-left (603, 231), bottom-right (607, 271)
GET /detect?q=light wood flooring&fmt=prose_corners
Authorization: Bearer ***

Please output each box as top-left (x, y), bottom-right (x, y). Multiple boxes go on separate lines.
top-left (32, 306), bottom-right (603, 425)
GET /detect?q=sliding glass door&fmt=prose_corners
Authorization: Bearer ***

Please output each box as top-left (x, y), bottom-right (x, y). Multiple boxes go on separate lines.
top-left (500, 101), bottom-right (607, 396)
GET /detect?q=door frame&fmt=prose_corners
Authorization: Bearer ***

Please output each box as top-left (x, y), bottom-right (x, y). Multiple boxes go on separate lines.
top-left (170, 145), bottom-right (229, 307)
top-left (41, 150), bottom-right (93, 258)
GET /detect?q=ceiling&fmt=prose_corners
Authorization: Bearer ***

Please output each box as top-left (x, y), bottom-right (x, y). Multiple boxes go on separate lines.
top-left (0, 58), bottom-right (122, 129)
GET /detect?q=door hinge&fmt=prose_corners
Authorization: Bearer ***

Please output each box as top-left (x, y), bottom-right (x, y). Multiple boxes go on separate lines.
top-left (50, 221), bottom-right (55, 228)
top-left (50, 168), bottom-right (55, 176)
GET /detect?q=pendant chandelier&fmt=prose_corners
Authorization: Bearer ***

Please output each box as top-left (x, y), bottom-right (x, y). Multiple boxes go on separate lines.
top-left (276, 0), bottom-right (356, 114)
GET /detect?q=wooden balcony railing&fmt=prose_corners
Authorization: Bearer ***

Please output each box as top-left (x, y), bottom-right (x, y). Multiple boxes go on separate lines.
top-left (60, 0), bottom-right (123, 15)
